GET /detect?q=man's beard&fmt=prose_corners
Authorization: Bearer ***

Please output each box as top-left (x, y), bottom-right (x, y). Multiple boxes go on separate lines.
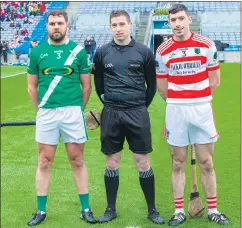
top-left (49, 31), bottom-right (66, 42)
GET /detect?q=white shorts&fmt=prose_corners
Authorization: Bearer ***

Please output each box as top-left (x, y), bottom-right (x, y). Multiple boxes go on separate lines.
top-left (36, 106), bottom-right (88, 145)
top-left (163, 102), bottom-right (219, 146)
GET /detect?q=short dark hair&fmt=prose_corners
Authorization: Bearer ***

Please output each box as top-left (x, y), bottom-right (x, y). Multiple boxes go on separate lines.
top-left (168, 4), bottom-right (189, 16)
top-left (47, 10), bottom-right (68, 23)
top-left (110, 10), bottom-right (131, 24)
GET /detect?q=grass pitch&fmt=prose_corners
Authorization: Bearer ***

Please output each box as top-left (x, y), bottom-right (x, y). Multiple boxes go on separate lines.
top-left (1, 64), bottom-right (240, 228)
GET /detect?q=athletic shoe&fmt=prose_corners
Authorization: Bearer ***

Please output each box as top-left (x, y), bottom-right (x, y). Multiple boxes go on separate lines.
top-left (27, 211), bottom-right (46, 226)
top-left (208, 213), bottom-right (231, 225)
top-left (80, 208), bottom-right (97, 223)
top-left (148, 209), bottom-right (165, 224)
top-left (168, 212), bottom-right (186, 226)
top-left (98, 208), bottom-right (117, 223)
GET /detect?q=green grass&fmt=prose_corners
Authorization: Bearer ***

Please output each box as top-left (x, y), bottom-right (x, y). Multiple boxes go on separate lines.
top-left (1, 64), bottom-right (240, 228)
top-left (1, 65), bottom-right (27, 78)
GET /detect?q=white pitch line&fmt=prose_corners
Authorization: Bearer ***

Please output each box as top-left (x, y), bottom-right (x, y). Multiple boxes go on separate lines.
top-left (126, 226), bottom-right (142, 228)
top-left (1, 72), bottom-right (26, 79)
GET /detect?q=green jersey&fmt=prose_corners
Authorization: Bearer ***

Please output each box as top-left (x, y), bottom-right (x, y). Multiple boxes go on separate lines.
top-left (27, 39), bottom-right (91, 108)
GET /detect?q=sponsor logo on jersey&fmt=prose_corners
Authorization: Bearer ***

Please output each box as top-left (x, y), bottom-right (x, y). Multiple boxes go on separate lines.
top-left (194, 48), bottom-right (201, 55)
top-left (42, 67), bottom-right (74, 76)
top-left (213, 52), bottom-right (218, 60)
top-left (171, 61), bottom-right (201, 71)
top-left (169, 52), bottom-right (175, 58)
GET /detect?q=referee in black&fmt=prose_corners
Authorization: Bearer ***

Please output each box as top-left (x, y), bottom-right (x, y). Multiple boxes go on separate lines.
top-left (93, 10), bottom-right (165, 225)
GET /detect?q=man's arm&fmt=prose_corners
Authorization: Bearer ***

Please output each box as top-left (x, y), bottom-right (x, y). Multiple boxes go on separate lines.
top-left (79, 49), bottom-right (92, 109)
top-left (93, 49), bottom-right (104, 104)
top-left (207, 42), bottom-right (220, 94)
top-left (156, 51), bottom-right (169, 101)
top-left (27, 74), bottom-right (38, 109)
top-left (208, 69), bottom-right (220, 94)
top-left (157, 78), bottom-right (168, 100)
top-left (80, 73), bottom-right (92, 109)
top-left (27, 47), bottom-right (39, 109)
top-left (144, 48), bottom-right (157, 108)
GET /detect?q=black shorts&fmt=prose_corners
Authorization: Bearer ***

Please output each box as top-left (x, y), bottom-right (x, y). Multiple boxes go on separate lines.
top-left (100, 106), bottom-right (152, 155)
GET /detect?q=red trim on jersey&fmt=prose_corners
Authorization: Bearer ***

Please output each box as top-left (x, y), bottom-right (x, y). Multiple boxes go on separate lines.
top-left (167, 56), bottom-right (207, 68)
top-left (156, 74), bottom-right (169, 78)
top-left (161, 40), bottom-right (210, 56)
top-left (192, 34), bottom-right (213, 47)
top-left (207, 65), bottom-right (220, 71)
top-left (168, 71), bottom-right (208, 84)
top-left (172, 32), bottom-right (194, 43)
top-left (168, 87), bottom-right (211, 99)
top-left (156, 39), bottom-right (174, 55)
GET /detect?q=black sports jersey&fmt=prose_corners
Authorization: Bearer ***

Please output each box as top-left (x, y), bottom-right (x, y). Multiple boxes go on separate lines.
top-left (93, 37), bottom-right (156, 109)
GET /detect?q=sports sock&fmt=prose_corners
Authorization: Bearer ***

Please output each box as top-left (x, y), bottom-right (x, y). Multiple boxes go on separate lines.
top-left (174, 197), bottom-right (185, 214)
top-left (207, 196), bottom-right (219, 215)
top-left (79, 193), bottom-right (90, 211)
top-left (104, 168), bottom-right (119, 209)
top-left (139, 168), bottom-right (155, 213)
top-left (37, 196), bottom-right (47, 213)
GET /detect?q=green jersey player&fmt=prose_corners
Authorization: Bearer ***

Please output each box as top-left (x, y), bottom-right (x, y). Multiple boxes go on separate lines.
top-left (27, 10), bottom-right (96, 226)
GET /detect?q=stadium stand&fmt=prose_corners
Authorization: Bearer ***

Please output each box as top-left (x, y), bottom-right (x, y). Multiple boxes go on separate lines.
top-left (67, 2), bottom-right (158, 47)
top-left (183, 2), bottom-right (240, 12)
top-left (1, 1), bottom-right (240, 64)
top-left (0, 1), bottom-right (48, 47)
top-left (182, 2), bottom-right (241, 51)
top-left (79, 1), bottom-right (157, 13)
top-left (1, 1), bottom-right (68, 57)
top-left (19, 1), bottom-right (68, 53)
top-left (68, 13), bottom-right (139, 46)
top-left (200, 12), bottom-right (240, 46)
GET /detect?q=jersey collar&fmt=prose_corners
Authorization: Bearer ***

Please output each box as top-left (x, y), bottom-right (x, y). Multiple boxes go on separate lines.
top-left (172, 32), bottom-right (194, 43)
top-left (111, 36), bottom-right (135, 47)
top-left (48, 38), bottom-right (70, 45)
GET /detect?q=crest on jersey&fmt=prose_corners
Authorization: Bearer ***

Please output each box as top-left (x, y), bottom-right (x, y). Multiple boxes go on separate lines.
top-left (194, 48), bottom-right (201, 55)
top-left (213, 52), bottom-right (218, 60)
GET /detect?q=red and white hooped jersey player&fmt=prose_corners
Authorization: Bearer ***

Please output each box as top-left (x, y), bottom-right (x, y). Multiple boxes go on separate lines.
top-left (156, 33), bottom-right (219, 146)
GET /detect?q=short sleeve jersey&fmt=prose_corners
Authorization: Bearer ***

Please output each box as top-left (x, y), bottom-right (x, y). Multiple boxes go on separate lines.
top-left (156, 33), bottom-right (219, 104)
top-left (27, 39), bottom-right (91, 108)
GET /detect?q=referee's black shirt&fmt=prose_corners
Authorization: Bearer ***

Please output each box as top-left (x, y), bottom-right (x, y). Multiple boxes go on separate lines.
top-left (93, 37), bottom-right (156, 109)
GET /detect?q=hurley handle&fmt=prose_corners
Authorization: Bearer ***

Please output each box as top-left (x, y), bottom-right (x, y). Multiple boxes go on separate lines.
top-left (191, 145), bottom-right (199, 194)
